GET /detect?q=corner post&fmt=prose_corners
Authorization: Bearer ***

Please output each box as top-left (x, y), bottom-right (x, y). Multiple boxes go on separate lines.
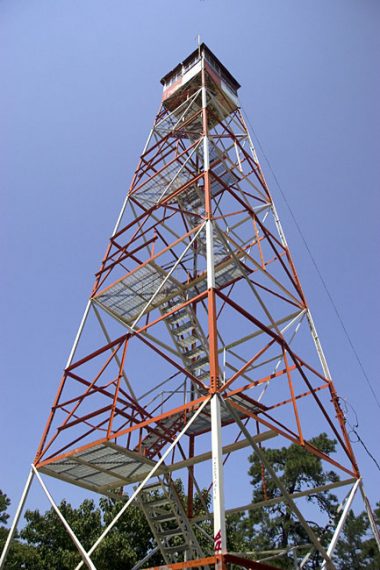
top-left (321, 478), bottom-right (361, 568)
top-left (201, 49), bottom-right (227, 558)
top-left (360, 482), bottom-right (380, 552)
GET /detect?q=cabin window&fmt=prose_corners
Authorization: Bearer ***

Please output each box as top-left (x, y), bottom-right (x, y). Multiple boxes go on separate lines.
top-left (166, 71), bottom-right (181, 87)
top-left (222, 77), bottom-right (237, 96)
top-left (183, 55), bottom-right (200, 73)
top-left (205, 54), bottom-right (221, 75)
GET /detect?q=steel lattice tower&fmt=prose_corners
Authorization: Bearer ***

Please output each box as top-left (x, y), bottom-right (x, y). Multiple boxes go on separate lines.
top-left (2, 43), bottom-right (379, 570)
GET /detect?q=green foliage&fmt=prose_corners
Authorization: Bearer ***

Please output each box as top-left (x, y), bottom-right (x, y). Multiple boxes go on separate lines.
top-left (0, 490), bottom-right (41, 569)
top-left (0, 526), bottom-right (41, 570)
top-left (96, 496), bottom-right (158, 569)
top-left (0, 491), bottom-right (10, 526)
top-left (1, 446), bottom-right (379, 569)
top-left (19, 496), bottom-right (158, 570)
top-left (20, 499), bottom-right (102, 569)
top-left (226, 434), bottom-right (380, 569)
top-left (0, 491), bottom-right (157, 569)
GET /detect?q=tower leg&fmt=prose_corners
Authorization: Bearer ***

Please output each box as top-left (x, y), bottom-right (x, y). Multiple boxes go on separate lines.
top-left (65, 299), bottom-right (91, 368)
top-left (360, 482), bottom-right (380, 552)
top-left (211, 395), bottom-right (227, 555)
top-left (0, 468), bottom-right (34, 569)
top-left (321, 478), bottom-right (361, 568)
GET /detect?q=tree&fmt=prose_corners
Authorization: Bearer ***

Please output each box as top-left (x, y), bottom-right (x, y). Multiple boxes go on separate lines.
top-left (96, 496), bottom-right (159, 569)
top-left (20, 499), bottom-right (102, 569)
top-left (0, 491), bottom-right (10, 526)
top-left (233, 434), bottom-right (341, 569)
top-left (20, 495), bottom-right (157, 570)
top-left (0, 490), bottom-right (40, 569)
top-left (0, 481), bottom-right (210, 569)
top-left (1, 454), bottom-right (379, 568)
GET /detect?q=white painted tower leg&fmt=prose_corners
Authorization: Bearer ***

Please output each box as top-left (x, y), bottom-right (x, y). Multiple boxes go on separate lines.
top-left (321, 478), bottom-right (361, 569)
top-left (211, 394), bottom-right (227, 554)
top-left (65, 299), bottom-right (91, 369)
top-left (202, 49), bottom-right (227, 561)
top-left (360, 482), bottom-right (380, 552)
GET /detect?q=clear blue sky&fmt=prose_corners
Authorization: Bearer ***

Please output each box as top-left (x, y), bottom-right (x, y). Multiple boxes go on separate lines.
top-left (1, 0), bottom-right (379, 518)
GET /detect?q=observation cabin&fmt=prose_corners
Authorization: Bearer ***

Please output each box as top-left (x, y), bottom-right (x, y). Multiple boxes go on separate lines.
top-left (160, 43), bottom-right (241, 124)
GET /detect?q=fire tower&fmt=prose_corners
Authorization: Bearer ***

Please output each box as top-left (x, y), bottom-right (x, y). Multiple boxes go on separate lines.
top-left (2, 43), bottom-right (379, 570)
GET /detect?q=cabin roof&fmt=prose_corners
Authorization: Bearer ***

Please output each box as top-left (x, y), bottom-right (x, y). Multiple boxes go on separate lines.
top-left (160, 43), bottom-right (241, 89)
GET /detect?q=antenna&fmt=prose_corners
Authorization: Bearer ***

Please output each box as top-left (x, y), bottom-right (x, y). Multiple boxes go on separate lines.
top-left (196, 33), bottom-right (201, 56)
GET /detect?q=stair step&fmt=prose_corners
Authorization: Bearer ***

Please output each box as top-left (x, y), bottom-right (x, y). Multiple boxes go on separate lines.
top-left (143, 497), bottom-right (170, 508)
top-left (138, 475), bottom-right (206, 564)
top-left (141, 423), bottom-right (177, 442)
top-left (159, 527), bottom-right (184, 538)
top-left (140, 434), bottom-right (168, 448)
top-left (189, 356), bottom-right (209, 371)
top-left (197, 370), bottom-right (209, 380)
top-left (141, 481), bottom-right (162, 492)
top-left (185, 199), bottom-right (202, 211)
top-left (166, 309), bottom-right (188, 325)
top-left (175, 335), bottom-right (199, 348)
top-left (171, 321), bottom-right (194, 336)
top-left (183, 346), bottom-right (206, 360)
top-left (181, 190), bottom-right (202, 210)
top-left (163, 544), bottom-right (188, 555)
top-left (151, 512), bottom-right (177, 523)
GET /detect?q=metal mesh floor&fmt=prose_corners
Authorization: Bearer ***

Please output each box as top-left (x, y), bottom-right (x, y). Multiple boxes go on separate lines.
top-left (39, 443), bottom-right (156, 493)
top-left (38, 392), bottom-right (264, 493)
top-left (133, 160), bottom-right (194, 209)
top-left (94, 262), bottom-right (180, 326)
top-left (95, 256), bottom-right (245, 326)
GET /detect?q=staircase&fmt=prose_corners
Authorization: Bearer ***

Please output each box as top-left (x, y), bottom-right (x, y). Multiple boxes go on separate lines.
top-left (162, 295), bottom-right (210, 390)
top-left (136, 475), bottom-right (207, 565)
top-left (135, 295), bottom-right (208, 458)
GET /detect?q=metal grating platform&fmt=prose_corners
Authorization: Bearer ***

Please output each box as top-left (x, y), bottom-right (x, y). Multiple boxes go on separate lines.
top-left (94, 255), bottom-right (246, 327)
top-left (94, 262), bottom-right (181, 326)
top-left (186, 392), bottom-right (265, 435)
top-left (37, 393), bottom-right (265, 495)
top-left (133, 159), bottom-right (194, 209)
top-left (132, 136), bottom-right (238, 212)
top-left (137, 392), bottom-right (265, 456)
top-left (39, 443), bottom-right (156, 493)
